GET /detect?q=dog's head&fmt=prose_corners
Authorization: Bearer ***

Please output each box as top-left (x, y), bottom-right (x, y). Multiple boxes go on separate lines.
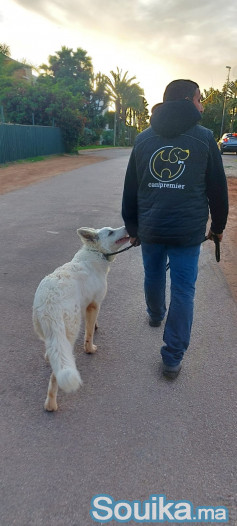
top-left (77, 226), bottom-right (129, 256)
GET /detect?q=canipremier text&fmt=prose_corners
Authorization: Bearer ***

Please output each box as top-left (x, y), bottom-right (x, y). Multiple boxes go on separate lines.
top-left (148, 182), bottom-right (185, 189)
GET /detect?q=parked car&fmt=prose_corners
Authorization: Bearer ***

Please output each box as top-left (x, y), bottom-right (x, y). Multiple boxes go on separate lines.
top-left (218, 133), bottom-right (237, 154)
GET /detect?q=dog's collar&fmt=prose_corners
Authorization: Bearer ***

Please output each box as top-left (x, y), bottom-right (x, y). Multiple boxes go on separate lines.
top-left (85, 248), bottom-right (114, 262)
top-left (101, 253), bottom-right (115, 262)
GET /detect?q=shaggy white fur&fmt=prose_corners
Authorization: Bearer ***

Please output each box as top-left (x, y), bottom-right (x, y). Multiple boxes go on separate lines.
top-left (33, 226), bottom-right (129, 411)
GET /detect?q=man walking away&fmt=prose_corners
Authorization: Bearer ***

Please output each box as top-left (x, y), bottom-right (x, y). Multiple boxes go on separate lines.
top-left (122, 79), bottom-right (228, 378)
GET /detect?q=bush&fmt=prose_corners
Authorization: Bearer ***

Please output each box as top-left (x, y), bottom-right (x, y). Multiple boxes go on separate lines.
top-left (101, 129), bottom-right (114, 145)
top-left (57, 109), bottom-right (84, 152)
top-left (78, 127), bottom-right (99, 146)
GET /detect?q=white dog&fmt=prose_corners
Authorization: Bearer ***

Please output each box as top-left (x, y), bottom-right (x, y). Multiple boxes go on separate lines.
top-left (33, 226), bottom-right (129, 411)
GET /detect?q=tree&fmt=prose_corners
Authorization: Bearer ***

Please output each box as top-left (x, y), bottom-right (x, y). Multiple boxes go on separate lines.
top-left (2, 82), bottom-right (84, 151)
top-left (201, 88), bottom-right (224, 138)
top-left (0, 46), bottom-right (25, 108)
top-left (0, 43), bottom-right (11, 56)
top-left (124, 84), bottom-right (146, 126)
top-left (38, 46), bottom-right (103, 146)
top-left (201, 82), bottom-right (237, 138)
top-left (227, 80), bottom-right (237, 132)
top-left (40, 46), bottom-right (93, 101)
top-left (105, 68), bottom-right (135, 119)
top-left (135, 97), bottom-right (150, 133)
top-left (82, 73), bottom-right (110, 144)
top-left (105, 68), bottom-right (148, 145)
top-left (0, 45), bottom-right (149, 150)
top-left (88, 73), bottom-right (109, 118)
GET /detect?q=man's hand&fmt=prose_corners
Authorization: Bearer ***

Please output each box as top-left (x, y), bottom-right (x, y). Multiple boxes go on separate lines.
top-left (129, 237), bottom-right (141, 246)
top-left (207, 229), bottom-right (223, 242)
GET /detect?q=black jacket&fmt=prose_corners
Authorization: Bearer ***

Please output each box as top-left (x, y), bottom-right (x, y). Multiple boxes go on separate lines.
top-left (122, 100), bottom-right (228, 246)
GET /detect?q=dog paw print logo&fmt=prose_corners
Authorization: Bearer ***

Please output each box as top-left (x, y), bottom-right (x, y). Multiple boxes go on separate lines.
top-left (149, 146), bottom-right (190, 182)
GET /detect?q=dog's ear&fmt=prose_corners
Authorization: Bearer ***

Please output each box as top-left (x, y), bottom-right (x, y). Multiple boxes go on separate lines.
top-left (77, 228), bottom-right (98, 243)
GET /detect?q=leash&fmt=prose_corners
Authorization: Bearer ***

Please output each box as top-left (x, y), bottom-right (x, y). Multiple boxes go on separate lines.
top-left (105, 234), bottom-right (220, 266)
top-left (104, 238), bottom-right (139, 258)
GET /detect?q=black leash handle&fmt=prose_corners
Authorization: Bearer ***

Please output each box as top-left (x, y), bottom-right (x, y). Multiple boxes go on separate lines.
top-left (213, 235), bottom-right (220, 262)
top-left (203, 235), bottom-right (220, 262)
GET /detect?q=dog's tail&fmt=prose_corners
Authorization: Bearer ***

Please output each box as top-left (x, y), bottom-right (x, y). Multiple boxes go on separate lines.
top-left (37, 316), bottom-right (82, 393)
top-left (57, 366), bottom-right (82, 393)
top-left (47, 332), bottom-right (82, 392)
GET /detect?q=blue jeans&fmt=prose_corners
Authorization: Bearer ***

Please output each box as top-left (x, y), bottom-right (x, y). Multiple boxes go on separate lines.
top-left (141, 243), bottom-right (201, 366)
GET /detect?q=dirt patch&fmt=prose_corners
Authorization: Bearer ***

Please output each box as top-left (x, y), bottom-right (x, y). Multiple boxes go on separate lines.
top-left (0, 154), bottom-right (107, 195)
top-left (0, 153), bottom-right (236, 301)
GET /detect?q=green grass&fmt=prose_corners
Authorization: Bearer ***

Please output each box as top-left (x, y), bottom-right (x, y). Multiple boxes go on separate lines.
top-left (0, 154), bottom-right (61, 168)
top-left (77, 144), bottom-right (115, 151)
top-left (16, 155), bottom-right (46, 163)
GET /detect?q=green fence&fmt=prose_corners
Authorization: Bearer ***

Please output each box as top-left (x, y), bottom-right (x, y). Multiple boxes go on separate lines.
top-left (0, 123), bottom-right (64, 164)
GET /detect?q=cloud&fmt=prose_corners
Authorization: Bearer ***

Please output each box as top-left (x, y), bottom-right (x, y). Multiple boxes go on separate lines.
top-left (7, 0), bottom-right (237, 103)
top-left (12, 0), bottom-right (237, 67)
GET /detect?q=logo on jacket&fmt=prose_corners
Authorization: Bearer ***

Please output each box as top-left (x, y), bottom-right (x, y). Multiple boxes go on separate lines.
top-left (149, 146), bottom-right (190, 182)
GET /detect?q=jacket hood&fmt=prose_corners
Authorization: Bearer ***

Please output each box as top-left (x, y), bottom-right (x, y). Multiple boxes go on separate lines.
top-left (150, 99), bottom-right (202, 138)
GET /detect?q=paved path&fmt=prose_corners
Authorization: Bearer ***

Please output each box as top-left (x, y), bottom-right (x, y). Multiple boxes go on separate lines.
top-left (0, 149), bottom-right (236, 525)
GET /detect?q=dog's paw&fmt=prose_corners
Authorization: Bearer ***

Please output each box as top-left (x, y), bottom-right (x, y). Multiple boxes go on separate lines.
top-left (44, 397), bottom-right (58, 412)
top-left (84, 343), bottom-right (97, 354)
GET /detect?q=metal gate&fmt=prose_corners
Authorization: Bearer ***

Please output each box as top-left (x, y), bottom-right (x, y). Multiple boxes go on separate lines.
top-left (0, 123), bottom-right (64, 164)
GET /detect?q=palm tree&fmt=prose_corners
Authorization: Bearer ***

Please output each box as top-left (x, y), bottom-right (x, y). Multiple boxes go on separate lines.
top-left (125, 83), bottom-right (145, 125)
top-left (105, 68), bottom-right (146, 144)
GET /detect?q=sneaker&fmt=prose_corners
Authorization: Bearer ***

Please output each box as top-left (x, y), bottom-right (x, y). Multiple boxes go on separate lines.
top-left (149, 318), bottom-right (161, 327)
top-left (162, 363), bottom-right (182, 379)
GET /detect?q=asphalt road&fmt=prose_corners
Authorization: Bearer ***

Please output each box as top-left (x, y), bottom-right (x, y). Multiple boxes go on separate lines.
top-left (1, 149), bottom-right (236, 525)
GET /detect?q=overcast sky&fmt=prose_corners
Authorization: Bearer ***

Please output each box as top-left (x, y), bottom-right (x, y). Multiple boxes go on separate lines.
top-left (1, 0), bottom-right (237, 108)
